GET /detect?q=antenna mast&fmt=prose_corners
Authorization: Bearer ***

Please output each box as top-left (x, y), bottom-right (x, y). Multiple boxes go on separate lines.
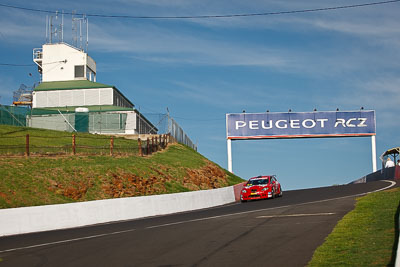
top-left (72, 12), bottom-right (88, 52)
top-left (46, 11), bottom-right (64, 44)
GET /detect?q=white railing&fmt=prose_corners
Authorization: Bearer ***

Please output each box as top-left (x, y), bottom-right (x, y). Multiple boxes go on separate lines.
top-left (32, 48), bottom-right (43, 62)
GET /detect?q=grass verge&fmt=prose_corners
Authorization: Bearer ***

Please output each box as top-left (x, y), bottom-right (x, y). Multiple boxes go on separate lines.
top-left (0, 125), bottom-right (244, 209)
top-left (308, 187), bottom-right (400, 267)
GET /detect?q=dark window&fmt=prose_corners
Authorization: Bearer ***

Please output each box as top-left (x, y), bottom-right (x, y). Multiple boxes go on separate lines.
top-left (75, 65), bottom-right (84, 78)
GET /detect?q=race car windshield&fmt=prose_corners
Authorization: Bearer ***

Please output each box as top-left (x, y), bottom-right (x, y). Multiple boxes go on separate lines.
top-left (247, 178), bottom-right (269, 186)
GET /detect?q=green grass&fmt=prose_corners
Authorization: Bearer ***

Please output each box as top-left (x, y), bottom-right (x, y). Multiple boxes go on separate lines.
top-left (308, 187), bottom-right (400, 267)
top-left (0, 125), bottom-right (244, 209)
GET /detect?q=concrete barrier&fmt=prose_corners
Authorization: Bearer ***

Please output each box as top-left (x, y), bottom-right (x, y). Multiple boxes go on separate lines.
top-left (350, 166), bottom-right (399, 184)
top-left (0, 185), bottom-right (236, 237)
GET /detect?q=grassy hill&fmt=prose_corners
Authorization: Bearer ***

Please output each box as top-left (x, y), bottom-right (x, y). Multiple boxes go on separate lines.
top-left (0, 125), bottom-right (244, 209)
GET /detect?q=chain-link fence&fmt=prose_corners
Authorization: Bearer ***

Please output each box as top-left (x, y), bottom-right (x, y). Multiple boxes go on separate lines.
top-left (135, 112), bottom-right (197, 151)
top-left (27, 109), bottom-right (134, 134)
top-left (0, 105), bottom-right (197, 151)
top-left (168, 116), bottom-right (197, 151)
top-left (0, 105), bottom-right (29, 127)
top-left (143, 113), bottom-right (198, 151)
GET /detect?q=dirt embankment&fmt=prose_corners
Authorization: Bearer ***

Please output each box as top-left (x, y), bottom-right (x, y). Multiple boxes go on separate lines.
top-left (47, 162), bottom-right (228, 200)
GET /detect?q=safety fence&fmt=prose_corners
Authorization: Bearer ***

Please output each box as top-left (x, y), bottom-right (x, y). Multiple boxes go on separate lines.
top-left (0, 134), bottom-right (172, 157)
top-left (0, 105), bottom-right (28, 127)
top-left (138, 113), bottom-right (197, 150)
top-left (168, 117), bottom-right (197, 151)
top-left (0, 105), bottom-right (197, 151)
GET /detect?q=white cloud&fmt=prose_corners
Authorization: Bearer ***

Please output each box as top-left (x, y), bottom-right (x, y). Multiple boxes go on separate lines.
top-left (0, 10), bottom-right (44, 43)
top-left (89, 22), bottom-right (289, 67)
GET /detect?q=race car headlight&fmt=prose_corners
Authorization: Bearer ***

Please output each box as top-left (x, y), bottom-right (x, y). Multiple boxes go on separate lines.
top-left (262, 187), bottom-right (269, 191)
top-left (241, 189), bottom-right (247, 194)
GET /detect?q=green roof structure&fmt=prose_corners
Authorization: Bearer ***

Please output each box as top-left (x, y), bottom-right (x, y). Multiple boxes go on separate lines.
top-left (34, 80), bottom-right (114, 91)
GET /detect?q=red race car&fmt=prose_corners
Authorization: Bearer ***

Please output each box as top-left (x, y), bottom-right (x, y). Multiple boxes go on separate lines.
top-left (240, 175), bottom-right (282, 202)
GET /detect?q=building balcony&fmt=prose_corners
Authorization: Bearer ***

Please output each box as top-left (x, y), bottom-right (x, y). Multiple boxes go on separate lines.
top-left (33, 48), bottom-right (43, 66)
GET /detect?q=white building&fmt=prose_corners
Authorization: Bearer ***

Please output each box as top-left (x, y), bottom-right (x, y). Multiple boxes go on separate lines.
top-left (33, 43), bottom-right (97, 83)
top-left (30, 42), bottom-right (156, 135)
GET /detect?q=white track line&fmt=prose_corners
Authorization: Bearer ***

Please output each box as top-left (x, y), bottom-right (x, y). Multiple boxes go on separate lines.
top-left (257, 212), bottom-right (336, 218)
top-left (0, 228), bottom-right (136, 254)
top-left (0, 180), bottom-right (396, 254)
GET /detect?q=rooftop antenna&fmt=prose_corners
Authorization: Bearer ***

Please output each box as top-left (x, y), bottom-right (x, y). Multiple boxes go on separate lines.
top-left (46, 11), bottom-right (64, 44)
top-left (72, 12), bottom-right (89, 52)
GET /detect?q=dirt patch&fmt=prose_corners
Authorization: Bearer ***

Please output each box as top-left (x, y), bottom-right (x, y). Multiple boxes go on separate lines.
top-left (46, 161), bottom-right (229, 200)
top-left (184, 162), bottom-right (228, 189)
top-left (102, 169), bottom-right (170, 198)
top-left (0, 191), bottom-right (12, 205)
top-left (102, 162), bottom-right (228, 198)
top-left (48, 179), bottom-right (94, 200)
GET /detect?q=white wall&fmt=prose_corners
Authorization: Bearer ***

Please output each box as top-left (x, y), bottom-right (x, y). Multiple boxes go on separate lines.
top-left (29, 114), bottom-right (75, 132)
top-left (42, 43), bottom-right (96, 82)
top-left (125, 111), bottom-right (137, 134)
top-left (33, 88), bottom-right (114, 108)
top-left (0, 186), bottom-right (236, 237)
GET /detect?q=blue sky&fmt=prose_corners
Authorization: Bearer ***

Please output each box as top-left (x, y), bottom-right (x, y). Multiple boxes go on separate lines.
top-left (1, 0), bottom-right (399, 190)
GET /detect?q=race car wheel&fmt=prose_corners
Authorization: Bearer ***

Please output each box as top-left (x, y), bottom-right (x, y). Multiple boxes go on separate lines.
top-left (278, 187), bottom-right (283, 197)
top-left (271, 188), bottom-right (275, 199)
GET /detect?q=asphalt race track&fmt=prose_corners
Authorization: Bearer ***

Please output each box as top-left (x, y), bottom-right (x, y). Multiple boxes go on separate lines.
top-left (0, 180), bottom-right (396, 267)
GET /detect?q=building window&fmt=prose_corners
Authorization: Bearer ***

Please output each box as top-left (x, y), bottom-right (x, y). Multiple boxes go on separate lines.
top-left (75, 65), bottom-right (85, 78)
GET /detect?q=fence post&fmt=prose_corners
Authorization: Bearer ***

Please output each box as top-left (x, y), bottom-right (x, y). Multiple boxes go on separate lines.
top-left (147, 138), bottom-right (150, 155)
top-left (156, 136), bottom-right (159, 151)
top-left (72, 134), bottom-right (76, 155)
top-left (155, 136), bottom-right (160, 151)
top-left (110, 137), bottom-right (114, 156)
top-left (25, 134), bottom-right (30, 157)
top-left (151, 137), bottom-right (154, 153)
top-left (138, 138), bottom-right (143, 156)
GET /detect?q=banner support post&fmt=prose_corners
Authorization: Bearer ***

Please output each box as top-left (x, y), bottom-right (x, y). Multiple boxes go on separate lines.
top-left (371, 135), bottom-right (377, 172)
top-left (227, 139), bottom-right (233, 173)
